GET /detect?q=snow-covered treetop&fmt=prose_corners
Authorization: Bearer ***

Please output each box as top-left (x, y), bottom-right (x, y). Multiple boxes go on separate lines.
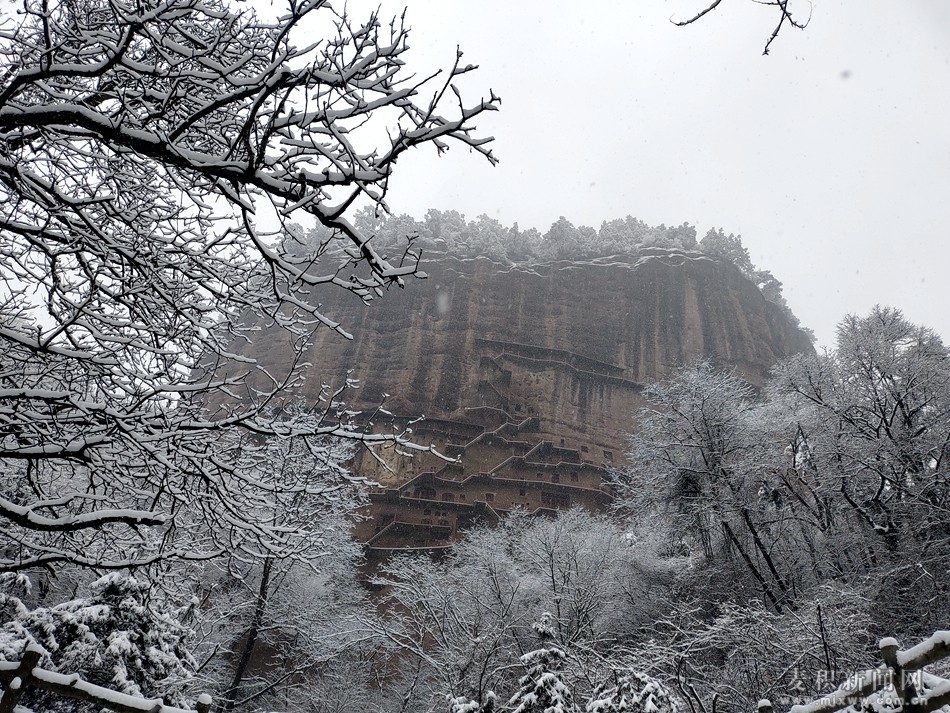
top-left (294, 209), bottom-right (809, 337)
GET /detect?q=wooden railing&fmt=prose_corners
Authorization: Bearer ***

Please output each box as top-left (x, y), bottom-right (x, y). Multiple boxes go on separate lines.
top-left (757, 631), bottom-right (950, 713)
top-left (0, 645), bottom-right (212, 713)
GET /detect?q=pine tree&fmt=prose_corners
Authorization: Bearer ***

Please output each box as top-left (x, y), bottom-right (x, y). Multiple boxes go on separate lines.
top-left (507, 613), bottom-right (577, 713)
top-left (0, 573), bottom-right (195, 711)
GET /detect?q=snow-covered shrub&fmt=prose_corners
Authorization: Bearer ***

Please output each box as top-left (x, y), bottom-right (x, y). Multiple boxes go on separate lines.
top-left (0, 573), bottom-right (195, 712)
top-left (586, 671), bottom-right (678, 713)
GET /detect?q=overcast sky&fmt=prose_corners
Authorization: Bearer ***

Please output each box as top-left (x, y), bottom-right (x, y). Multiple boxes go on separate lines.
top-left (352, 0), bottom-right (950, 349)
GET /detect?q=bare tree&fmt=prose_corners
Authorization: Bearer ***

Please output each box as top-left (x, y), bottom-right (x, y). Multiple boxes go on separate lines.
top-left (179, 433), bottom-right (373, 713)
top-left (771, 307), bottom-right (950, 637)
top-left (631, 586), bottom-right (875, 713)
top-left (365, 540), bottom-right (530, 712)
top-left (622, 362), bottom-right (800, 612)
top-left (0, 0), bottom-right (499, 572)
top-left (363, 510), bottom-right (661, 713)
top-left (671, 0), bottom-right (811, 55)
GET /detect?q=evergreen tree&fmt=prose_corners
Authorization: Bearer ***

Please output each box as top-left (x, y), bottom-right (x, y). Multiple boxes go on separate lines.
top-left (586, 671), bottom-right (678, 713)
top-left (699, 228), bottom-right (754, 275)
top-left (507, 613), bottom-right (577, 713)
top-left (0, 573), bottom-right (195, 711)
top-left (541, 217), bottom-right (580, 260)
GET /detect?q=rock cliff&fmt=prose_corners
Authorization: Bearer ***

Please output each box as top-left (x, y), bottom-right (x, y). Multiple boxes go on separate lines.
top-left (250, 247), bottom-right (814, 553)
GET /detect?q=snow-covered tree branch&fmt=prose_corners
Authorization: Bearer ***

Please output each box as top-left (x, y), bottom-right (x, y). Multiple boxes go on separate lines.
top-left (671, 0), bottom-right (811, 55)
top-left (0, 0), bottom-right (499, 571)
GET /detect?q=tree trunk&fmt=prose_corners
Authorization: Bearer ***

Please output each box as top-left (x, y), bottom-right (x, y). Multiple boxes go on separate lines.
top-left (721, 520), bottom-right (784, 613)
top-left (740, 507), bottom-right (791, 601)
top-left (220, 557), bottom-right (273, 713)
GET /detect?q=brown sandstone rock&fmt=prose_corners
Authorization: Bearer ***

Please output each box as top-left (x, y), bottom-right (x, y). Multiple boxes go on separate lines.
top-left (247, 248), bottom-right (814, 553)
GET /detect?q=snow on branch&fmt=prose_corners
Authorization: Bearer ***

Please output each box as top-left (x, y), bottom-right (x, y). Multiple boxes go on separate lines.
top-left (671, 0), bottom-right (811, 55)
top-left (0, 0), bottom-right (498, 571)
top-left (0, 645), bottom-right (212, 713)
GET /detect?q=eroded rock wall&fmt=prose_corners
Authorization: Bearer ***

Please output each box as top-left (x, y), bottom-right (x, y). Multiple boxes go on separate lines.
top-left (259, 248), bottom-right (814, 552)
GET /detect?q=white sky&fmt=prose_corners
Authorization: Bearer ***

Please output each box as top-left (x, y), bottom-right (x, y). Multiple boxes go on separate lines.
top-left (356, 0), bottom-right (950, 350)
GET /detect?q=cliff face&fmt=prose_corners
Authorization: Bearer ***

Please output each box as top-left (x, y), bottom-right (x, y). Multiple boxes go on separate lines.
top-left (257, 248), bottom-right (814, 552)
